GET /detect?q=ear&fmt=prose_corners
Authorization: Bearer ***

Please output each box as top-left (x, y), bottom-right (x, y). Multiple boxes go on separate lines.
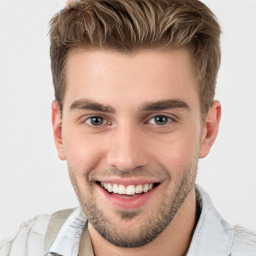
top-left (199, 100), bottom-right (221, 158)
top-left (51, 101), bottom-right (66, 160)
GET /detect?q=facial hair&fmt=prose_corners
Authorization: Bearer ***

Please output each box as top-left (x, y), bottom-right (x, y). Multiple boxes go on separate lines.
top-left (69, 162), bottom-right (197, 248)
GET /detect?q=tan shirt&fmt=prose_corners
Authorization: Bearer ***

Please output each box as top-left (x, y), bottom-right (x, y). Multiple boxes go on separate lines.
top-left (79, 222), bottom-right (94, 256)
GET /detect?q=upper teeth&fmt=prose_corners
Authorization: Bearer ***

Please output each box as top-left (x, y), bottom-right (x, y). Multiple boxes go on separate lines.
top-left (101, 182), bottom-right (153, 195)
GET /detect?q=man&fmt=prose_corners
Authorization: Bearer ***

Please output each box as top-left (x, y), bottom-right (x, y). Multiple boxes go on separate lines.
top-left (1, 0), bottom-right (255, 255)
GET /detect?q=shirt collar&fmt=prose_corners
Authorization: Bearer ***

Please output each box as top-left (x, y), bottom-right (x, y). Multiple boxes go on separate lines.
top-left (47, 208), bottom-right (87, 256)
top-left (48, 185), bottom-right (234, 256)
top-left (187, 185), bottom-right (234, 256)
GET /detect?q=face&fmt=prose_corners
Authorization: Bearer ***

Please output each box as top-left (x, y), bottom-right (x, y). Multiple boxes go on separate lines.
top-left (52, 48), bottom-right (220, 248)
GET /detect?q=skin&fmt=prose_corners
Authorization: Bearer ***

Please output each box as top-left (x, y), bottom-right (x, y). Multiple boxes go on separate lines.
top-left (52, 48), bottom-right (221, 256)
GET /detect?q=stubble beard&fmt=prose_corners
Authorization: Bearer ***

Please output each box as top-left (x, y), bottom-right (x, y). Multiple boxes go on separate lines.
top-left (69, 162), bottom-right (197, 248)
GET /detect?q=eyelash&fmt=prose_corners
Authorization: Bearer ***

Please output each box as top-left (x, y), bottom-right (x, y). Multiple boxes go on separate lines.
top-left (82, 114), bottom-right (176, 127)
top-left (147, 115), bottom-right (175, 126)
top-left (84, 116), bottom-right (110, 127)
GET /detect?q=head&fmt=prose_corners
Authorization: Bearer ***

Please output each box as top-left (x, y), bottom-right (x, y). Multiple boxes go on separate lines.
top-left (50, 0), bottom-right (221, 249)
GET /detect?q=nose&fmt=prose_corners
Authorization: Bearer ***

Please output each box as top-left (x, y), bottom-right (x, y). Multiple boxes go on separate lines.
top-left (106, 123), bottom-right (147, 172)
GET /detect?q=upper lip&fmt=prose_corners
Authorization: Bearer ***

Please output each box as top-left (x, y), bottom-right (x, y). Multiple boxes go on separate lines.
top-left (96, 177), bottom-right (161, 186)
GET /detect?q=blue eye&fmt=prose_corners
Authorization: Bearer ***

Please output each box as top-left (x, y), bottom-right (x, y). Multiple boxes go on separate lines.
top-left (85, 116), bottom-right (106, 126)
top-left (148, 116), bottom-right (172, 125)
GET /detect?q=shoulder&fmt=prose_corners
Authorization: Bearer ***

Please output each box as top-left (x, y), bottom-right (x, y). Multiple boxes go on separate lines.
top-left (0, 208), bottom-right (75, 256)
top-left (232, 225), bottom-right (256, 256)
top-left (0, 214), bottom-right (51, 256)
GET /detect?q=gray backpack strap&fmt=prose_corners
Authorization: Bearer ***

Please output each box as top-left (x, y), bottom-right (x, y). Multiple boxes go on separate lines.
top-left (44, 208), bottom-right (76, 255)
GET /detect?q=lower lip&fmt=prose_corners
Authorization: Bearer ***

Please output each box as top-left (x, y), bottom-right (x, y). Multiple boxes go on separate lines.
top-left (97, 183), bottom-right (158, 209)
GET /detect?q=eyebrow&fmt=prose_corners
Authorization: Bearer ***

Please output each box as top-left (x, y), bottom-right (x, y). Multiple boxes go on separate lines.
top-left (70, 99), bottom-right (115, 113)
top-left (70, 98), bottom-right (190, 113)
top-left (140, 99), bottom-right (190, 112)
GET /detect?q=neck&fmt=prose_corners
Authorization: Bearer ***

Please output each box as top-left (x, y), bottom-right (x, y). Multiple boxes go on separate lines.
top-left (88, 189), bottom-right (197, 256)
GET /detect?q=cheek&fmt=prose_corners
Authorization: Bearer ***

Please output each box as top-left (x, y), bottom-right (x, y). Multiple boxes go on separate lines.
top-left (62, 129), bottom-right (105, 174)
top-left (154, 129), bottom-right (200, 172)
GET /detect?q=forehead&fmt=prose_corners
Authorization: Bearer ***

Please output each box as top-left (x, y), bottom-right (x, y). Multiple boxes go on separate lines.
top-left (63, 47), bottom-right (199, 111)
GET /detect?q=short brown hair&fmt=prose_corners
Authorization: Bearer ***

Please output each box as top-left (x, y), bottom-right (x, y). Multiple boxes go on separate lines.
top-left (49, 0), bottom-right (221, 115)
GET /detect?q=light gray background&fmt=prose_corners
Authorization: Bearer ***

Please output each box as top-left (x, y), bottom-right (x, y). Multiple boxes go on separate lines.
top-left (0, 0), bottom-right (255, 239)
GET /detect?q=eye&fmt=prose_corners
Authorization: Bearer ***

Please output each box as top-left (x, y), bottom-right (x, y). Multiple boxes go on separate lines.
top-left (85, 116), bottom-right (107, 126)
top-left (148, 115), bottom-right (172, 126)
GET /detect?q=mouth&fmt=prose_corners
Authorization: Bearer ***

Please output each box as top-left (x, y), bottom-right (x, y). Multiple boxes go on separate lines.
top-left (96, 181), bottom-right (161, 209)
top-left (99, 182), bottom-right (159, 196)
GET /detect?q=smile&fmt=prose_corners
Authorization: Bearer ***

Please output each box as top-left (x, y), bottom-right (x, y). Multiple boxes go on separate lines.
top-left (96, 179), bottom-right (161, 209)
top-left (100, 182), bottom-right (154, 195)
